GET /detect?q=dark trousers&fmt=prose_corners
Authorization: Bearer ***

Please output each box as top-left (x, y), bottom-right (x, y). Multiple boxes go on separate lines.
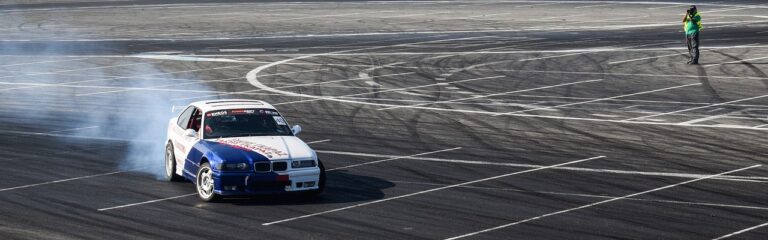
top-left (686, 32), bottom-right (699, 63)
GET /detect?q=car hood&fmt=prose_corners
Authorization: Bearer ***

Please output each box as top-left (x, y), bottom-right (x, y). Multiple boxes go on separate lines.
top-left (205, 136), bottom-right (315, 162)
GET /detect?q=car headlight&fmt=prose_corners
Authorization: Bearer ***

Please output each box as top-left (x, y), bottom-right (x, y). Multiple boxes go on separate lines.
top-left (291, 160), bottom-right (316, 168)
top-left (216, 162), bottom-right (248, 171)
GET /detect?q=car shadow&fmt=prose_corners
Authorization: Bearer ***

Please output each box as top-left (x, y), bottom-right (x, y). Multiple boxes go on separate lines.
top-left (223, 170), bottom-right (395, 206)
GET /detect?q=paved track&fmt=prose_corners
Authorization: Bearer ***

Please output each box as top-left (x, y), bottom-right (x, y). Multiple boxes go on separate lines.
top-left (1, 0), bottom-right (768, 239)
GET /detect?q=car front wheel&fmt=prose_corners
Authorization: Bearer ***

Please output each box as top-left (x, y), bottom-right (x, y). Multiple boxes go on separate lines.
top-left (196, 162), bottom-right (220, 202)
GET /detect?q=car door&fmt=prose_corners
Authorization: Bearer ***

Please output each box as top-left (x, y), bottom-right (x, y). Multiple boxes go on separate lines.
top-left (172, 106), bottom-right (200, 166)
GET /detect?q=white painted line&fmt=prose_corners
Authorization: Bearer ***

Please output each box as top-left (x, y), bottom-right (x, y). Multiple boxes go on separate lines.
top-left (0, 61), bottom-right (158, 80)
top-left (393, 180), bottom-right (768, 211)
top-left (496, 83), bottom-right (701, 116)
top-left (623, 94), bottom-right (768, 122)
top-left (0, 171), bottom-right (123, 192)
top-left (607, 44), bottom-right (758, 65)
top-left (679, 109), bottom-right (744, 125)
top-left (328, 147), bottom-right (461, 171)
top-left (574, 3), bottom-right (619, 9)
top-left (378, 78), bottom-right (604, 110)
top-left (218, 48), bottom-right (266, 52)
top-left (488, 68), bottom-right (768, 81)
top-left (0, 58), bottom-right (89, 67)
top-left (316, 150), bottom-right (768, 182)
top-left (98, 193), bottom-right (197, 211)
top-left (262, 156), bottom-right (604, 226)
top-left (713, 222), bottom-right (768, 240)
top-left (0, 65), bottom-right (244, 92)
top-left (272, 75), bottom-right (506, 106)
top-left (445, 164), bottom-right (762, 240)
top-left (519, 41), bottom-right (678, 62)
top-left (704, 56), bottom-right (768, 68)
top-left (46, 126), bottom-right (99, 134)
top-left (172, 72), bottom-right (415, 101)
top-left (513, 2), bottom-right (559, 8)
top-left (306, 139), bottom-right (331, 144)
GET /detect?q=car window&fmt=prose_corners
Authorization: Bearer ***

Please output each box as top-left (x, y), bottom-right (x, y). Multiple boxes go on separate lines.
top-left (177, 106), bottom-right (195, 129)
top-left (203, 109), bottom-right (292, 139)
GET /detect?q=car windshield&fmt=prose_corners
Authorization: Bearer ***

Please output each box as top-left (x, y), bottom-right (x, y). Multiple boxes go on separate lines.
top-left (203, 109), bottom-right (292, 139)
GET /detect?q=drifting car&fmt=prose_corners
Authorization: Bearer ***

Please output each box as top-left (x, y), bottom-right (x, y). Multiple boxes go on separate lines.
top-left (164, 99), bottom-right (325, 201)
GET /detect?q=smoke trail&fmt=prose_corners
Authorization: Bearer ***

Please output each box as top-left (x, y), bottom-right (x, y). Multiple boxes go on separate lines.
top-left (0, 6), bottom-right (216, 179)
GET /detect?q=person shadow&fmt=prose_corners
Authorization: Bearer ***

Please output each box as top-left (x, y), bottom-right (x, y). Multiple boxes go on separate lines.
top-left (224, 170), bottom-right (395, 206)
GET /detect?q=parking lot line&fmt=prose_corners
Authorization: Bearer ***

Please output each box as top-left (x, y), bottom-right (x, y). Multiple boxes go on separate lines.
top-left (262, 156), bottom-right (604, 226)
top-left (317, 150), bottom-right (768, 182)
top-left (172, 72), bottom-right (415, 101)
top-left (495, 83), bottom-right (702, 116)
top-left (623, 94), bottom-right (768, 122)
top-left (392, 180), bottom-right (768, 211)
top-left (445, 164), bottom-right (762, 240)
top-left (714, 221), bottom-right (768, 240)
top-left (98, 193), bottom-right (197, 211)
top-left (377, 78), bottom-right (604, 111)
top-left (0, 171), bottom-right (124, 192)
top-left (272, 75), bottom-right (506, 106)
top-left (328, 147), bottom-right (461, 171)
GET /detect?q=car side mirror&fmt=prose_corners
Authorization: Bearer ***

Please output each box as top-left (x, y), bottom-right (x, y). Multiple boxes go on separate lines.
top-left (184, 129), bottom-right (198, 138)
top-left (291, 125), bottom-right (302, 135)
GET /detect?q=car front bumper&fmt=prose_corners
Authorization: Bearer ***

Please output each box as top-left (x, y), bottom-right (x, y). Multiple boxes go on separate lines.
top-left (212, 168), bottom-right (321, 195)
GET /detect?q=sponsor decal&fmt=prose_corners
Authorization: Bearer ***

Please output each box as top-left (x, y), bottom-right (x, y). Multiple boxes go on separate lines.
top-left (216, 138), bottom-right (288, 159)
top-left (174, 140), bottom-right (186, 153)
top-left (207, 110), bottom-right (228, 117)
top-left (230, 109), bottom-right (255, 114)
top-left (273, 116), bottom-right (287, 125)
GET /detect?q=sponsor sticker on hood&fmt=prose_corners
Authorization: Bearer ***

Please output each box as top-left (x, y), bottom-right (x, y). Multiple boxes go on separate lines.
top-left (216, 138), bottom-right (288, 159)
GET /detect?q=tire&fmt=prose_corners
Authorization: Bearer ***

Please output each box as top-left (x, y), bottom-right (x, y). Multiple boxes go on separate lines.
top-left (164, 142), bottom-right (183, 182)
top-left (304, 160), bottom-right (326, 197)
top-left (196, 162), bottom-right (220, 202)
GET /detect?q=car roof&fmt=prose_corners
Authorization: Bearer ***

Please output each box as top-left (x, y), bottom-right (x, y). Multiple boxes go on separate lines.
top-left (189, 99), bottom-right (277, 112)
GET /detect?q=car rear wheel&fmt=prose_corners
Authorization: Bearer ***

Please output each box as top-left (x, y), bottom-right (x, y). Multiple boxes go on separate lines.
top-left (196, 162), bottom-right (220, 202)
top-left (164, 142), bottom-right (183, 182)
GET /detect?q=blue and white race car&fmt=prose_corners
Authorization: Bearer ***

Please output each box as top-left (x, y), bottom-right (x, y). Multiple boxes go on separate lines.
top-left (165, 99), bottom-right (325, 201)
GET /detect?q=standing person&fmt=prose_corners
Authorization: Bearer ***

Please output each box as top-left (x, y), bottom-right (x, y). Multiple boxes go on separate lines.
top-left (683, 5), bottom-right (702, 64)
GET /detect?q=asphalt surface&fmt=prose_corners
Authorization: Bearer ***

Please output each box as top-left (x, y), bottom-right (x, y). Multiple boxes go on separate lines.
top-left (1, 0), bottom-right (768, 239)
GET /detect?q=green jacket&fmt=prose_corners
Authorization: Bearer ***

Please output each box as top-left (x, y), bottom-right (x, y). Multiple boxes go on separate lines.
top-left (684, 13), bottom-right (702, 35)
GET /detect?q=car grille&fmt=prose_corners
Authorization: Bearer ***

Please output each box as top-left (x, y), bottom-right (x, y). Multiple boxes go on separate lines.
top-left (254, 162), bottom-right (270, 172)
top-left (272, 162), bottom-right (287, 171)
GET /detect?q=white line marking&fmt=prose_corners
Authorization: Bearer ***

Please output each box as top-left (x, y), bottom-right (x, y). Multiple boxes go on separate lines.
top-left (574, 3), bottom-right (619, 9)
top-left (97, 193), bottom-right (197, 211)
top-left (679, 109), bottom-right (745, 125)
top-left (445, 164), bottom-right (762, 240)
top-left (0, 65), bottom-right (244, 92)
top-left (328, 147), bottom-right (461, 171)
top-left (378, 78), bottom-right (604, 110)
top-left (496, 83), bottom-right (701, 116)
top-left (714, 222), bottom-right (768, 240)
top-left (518, 41), bottom-right (679, 62)
top-left (306, 139), bottom-right (331, 144)
top-left (316, 150), bottom-right (768, 182)
top-left (0, 61), bottom-right (158, 80)
top-left (45, 126), bottom-right (99, 134)
top-left (623, 94), bottom-right (768, 121)
top-left (173, 72), bottom-right (415, 101)
top-left (608, 44), bottom-right (760, 65)
top-left (272, 75), bottom-right (506, 106)
top-left (392, 180), bottom-right (768, 211)
top-left (704, 56), bottom-right (768, 68)
top-left (0, 171), bottom-right (123, 192)
top-left (263, 156), bottom-right (604, 226)
top-left (0, 58), bottom-right (89, 67)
